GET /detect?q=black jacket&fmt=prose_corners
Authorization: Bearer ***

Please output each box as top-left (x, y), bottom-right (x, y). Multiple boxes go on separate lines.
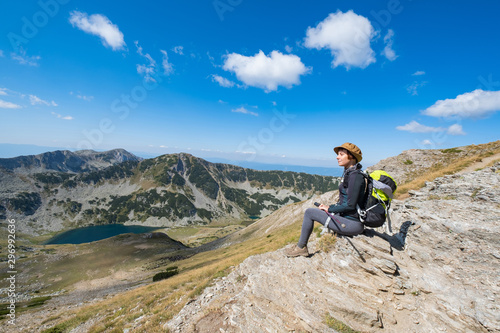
top-left (328, 163), bottom-right (365, 220)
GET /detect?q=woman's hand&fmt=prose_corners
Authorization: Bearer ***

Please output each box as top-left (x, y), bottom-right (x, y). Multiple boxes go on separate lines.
top-left (318, 204), bottom-right (329, 212)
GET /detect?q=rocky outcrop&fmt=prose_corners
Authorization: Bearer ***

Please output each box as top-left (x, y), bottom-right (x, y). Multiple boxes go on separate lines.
top-left (166, 163), bottom-right (500, 332)
top-left (367, 140), bottom-right (499, 185)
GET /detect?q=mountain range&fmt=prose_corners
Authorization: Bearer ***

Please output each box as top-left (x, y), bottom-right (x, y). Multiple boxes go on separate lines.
top-left (0, 149), bottom-right (339, 236)
top-left (0, 141), bottom-right (499, 332)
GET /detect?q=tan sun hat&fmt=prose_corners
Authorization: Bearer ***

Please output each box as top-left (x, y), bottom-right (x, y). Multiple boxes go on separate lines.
top-left (333, 142), bottom-right (362, 162)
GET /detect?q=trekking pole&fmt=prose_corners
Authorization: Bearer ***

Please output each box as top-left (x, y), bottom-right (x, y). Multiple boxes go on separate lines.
top-left (314, 202), bottom-right (345, 234)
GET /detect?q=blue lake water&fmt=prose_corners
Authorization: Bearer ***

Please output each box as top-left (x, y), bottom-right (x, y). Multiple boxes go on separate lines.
top-left (45, 224), bottom-right (160, 245)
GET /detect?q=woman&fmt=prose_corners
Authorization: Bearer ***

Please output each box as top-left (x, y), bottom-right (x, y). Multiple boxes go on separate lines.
top-left (285, 142), bottom-right (366, 257)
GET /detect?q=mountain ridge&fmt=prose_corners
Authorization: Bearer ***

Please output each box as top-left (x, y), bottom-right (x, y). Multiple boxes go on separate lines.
top-left (0, 149), bottom-right (339, 236)
top-left (0, 148), bottom-right (142, 174)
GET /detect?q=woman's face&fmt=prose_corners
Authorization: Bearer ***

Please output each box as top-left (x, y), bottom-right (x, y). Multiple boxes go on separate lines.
top-left (336, 149), bottom-right (354, 167)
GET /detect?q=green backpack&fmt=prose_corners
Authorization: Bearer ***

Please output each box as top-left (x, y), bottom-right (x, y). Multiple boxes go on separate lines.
top-left (357, 170), bottom-right (398, 232)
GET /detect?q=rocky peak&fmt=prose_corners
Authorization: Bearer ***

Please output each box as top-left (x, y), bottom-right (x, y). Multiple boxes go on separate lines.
top-left (166, 163), bottom-right (500, 332)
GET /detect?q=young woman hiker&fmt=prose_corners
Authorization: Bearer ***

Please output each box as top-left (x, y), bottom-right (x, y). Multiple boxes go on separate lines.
top-left (285, 143), bottom-right (366, 257)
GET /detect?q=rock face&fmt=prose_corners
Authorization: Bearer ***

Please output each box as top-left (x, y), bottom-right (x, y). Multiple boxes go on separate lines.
top-left (166, 163), bottom-right (500, 332)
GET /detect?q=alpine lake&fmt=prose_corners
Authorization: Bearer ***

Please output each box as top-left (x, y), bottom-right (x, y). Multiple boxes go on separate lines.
top-left (44, 224), bottom-right (160, 245)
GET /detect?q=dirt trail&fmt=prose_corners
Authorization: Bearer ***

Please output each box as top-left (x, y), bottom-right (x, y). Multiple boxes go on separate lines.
top-left (457, 152), bottom-right (500, 174)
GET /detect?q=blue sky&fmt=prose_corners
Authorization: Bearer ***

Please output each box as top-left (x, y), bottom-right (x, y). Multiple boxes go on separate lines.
top-left (1, 0), bottom-right (499, 167)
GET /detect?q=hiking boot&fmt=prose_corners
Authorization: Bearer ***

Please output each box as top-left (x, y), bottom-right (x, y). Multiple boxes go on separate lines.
top-left (285, 244), bottom-right (309, 257)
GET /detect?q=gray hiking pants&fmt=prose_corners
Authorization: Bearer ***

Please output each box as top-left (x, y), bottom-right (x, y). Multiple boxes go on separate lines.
top-left (298, 208), bottom-right (364, 248)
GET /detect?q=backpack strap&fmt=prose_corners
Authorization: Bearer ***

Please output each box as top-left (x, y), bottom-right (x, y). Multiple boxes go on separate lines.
top-left (321, 215), bottom-right (332, 235)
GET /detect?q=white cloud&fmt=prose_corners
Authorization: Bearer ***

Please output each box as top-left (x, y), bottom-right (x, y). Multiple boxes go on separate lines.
top-left (420, 139), bottom-right (433, 146)
top-left (285, 45), bottom-right (293, 53)
top-left (407, 81), bottom-right (427, 95)
top-left (396, 120), bottom-right (444, 133)
top-left (412, 70), bottom-right (425, 76)
top-left (397, 121), bottom-right (467, 136)
top-left (382, 29), bottom-right (397, 61)
top-left (69, 11), bottom-right (126, 51)
top-left (77, 94), bottom-right (94, 101)
top-left (232, 106), bottom-right (258, 117)
top-left (422, 89), bottom-right (500, 118)
top-left (304, 10), bottom-right (376, 69)
top-left (211, 74), bottom-right (235, 88)
top-left (223, 50), bottom-right (310, 92)
top-left (51, 112), bottom-right (73, 120)
top-left (160, 50), bottom-right (174, 75)
top-left (0, 88), bottom-right (7, 96)
top-left (172, 46), bottom-right (184, 55)
top-left (135, 41), bottom-right (157, 81)
top-left (11, 48), bottom-right (40, 66)
top-left (0, 99), bottom-right (22, 109)
top-left (447, 124), bottom-right (466, 135)
top-left (135, 42), bottom-right (173, 81)
top-left (29, 95), bottom-right (57, 106)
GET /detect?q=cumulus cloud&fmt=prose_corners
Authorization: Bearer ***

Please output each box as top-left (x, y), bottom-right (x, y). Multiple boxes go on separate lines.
top-left (69, 11), bottom-right (126, 50)
top-left (447, 124), bottom-right (466, 135)
top-left (304, 10), bottom-right (376, 69)
top-left (232, 107), bottom-right (258, 117)
top-left (29, 95), bottom-right (57, 106)
top-left (422, 89), bottom-right (500, 118)
top-left (211, 74), bottom-right (235, 88)
top-left (397, 121), bottom-right (466, 136)
top-left (0, 99), bottom-right (22, 109)
top-left (420, 139), bottom-right (433, 146)
top-left (223, 50), bottom-right (310, 92)
top-left (396, 120), bottom-right (444, 133)
top-left (382, 29), bottom-right (397, 61)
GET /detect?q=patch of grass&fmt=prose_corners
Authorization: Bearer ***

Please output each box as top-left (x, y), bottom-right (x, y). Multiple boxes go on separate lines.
top-left (314, 225), bottom-right (322, 238)
top-left (403, 159), bottom-right (413, 165)
top-left (441, 148), bottom-right (463, 153)
top-left (318, 233), bottom-right (337, 253)
top-left (325, 313), bottom-right (361, 333)
top-left (0, 296), bottom-right (52, 320)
